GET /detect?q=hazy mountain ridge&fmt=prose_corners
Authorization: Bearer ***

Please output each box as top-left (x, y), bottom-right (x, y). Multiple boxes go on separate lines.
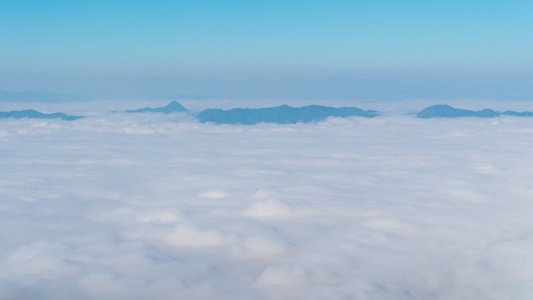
top-left (197, 104), bottom-right (379, 125)
top-left (4, 102), bottom-right (533, 123)
top-left (122, 101), bottom-right (189, 113)
top-left (417, 104), bottom-right (533, 118)
top-left (0, 109), bottom-right (83, 120)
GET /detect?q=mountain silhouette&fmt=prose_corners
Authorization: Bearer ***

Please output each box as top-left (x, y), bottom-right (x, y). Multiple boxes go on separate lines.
top-left (197, 105), bottom-right (379, 125)
top-left (124, 101), bottom-right (188, 113)
top-left (417, 104), bottom-right (533, 118)
top-left (0, 110), bottom-right (83, 120)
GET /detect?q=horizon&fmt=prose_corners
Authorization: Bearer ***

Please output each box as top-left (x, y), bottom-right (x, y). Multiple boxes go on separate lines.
top-left (2, 0), bottom-right (533, 101)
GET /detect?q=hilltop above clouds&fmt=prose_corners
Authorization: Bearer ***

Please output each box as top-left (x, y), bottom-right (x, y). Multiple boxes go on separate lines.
top-left (0, 109), bottom-right (83, 121)
top-left (5, 101), bottom-right (533, 124)
top-left (197, 105), bottom-right (379, 125)
top-left (417, 104), bottom-right (533, 118)
top-left (122, 101), bottom-right (189, 113)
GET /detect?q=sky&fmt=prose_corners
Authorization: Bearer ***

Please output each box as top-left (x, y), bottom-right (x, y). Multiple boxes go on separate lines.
top-left (2, 103), bottom-right (533, 299)
top-left (1, 0), bottom-right (533, 99)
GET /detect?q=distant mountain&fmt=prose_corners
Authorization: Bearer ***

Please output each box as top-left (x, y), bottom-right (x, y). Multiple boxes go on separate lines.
top-left (417, 104), bottom-right (533, 118)
top-left (0, 110), bottom-right (83, 120)
top-left (124, 101), bottom-right (189, 113)
top-left (501, 110), bottom-right (533, 117)
top-left (197, 105), bottom-right (379, 125)
top-left (0, 90), bottom-right (91, 103)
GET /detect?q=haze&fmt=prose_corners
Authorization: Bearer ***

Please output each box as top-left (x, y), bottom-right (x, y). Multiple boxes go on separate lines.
top-left (1, 0), bottom-right (533, 100)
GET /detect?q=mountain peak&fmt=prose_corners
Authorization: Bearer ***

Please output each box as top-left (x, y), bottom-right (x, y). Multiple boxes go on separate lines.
top-left (124, 101), bottom-right (189, 113)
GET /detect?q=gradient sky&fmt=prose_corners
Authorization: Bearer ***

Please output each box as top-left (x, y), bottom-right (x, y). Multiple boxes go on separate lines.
top-left (1, 0), bottom-right (533, 95)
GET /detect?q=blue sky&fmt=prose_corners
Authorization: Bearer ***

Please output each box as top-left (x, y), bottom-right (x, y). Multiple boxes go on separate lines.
top-left (1, 0), bottom-right (532, 98)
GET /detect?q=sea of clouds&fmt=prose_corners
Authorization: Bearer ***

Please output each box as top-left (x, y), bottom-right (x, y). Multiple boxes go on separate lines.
top-left (2, 100), bottom-right (533, 299)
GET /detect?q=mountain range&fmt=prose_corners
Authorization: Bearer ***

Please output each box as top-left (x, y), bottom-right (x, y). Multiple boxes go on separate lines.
top-left (4, 102), bottom-right (533, 123)
top-left (417, 105), bottom-right (533, 118)
top-left (0, 110), bottom-right (83, 120)
top-left (197, 105), bottom-right (379, 125)
top-left (123, 101), bottom-right (189, 113)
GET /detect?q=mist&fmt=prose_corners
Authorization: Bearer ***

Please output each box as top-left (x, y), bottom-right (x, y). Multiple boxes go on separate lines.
top-left (1, 101), bottom-right (533, 299)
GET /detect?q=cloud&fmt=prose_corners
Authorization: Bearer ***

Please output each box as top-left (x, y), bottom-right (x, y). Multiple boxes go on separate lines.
top-left (243, 198), bottom-right (293, 218)
top-left (123, 222), bottom-right (232, 248)
top-left (198, 190), bottom-right (227, 199)
top-left (2, 101), bottom-right (533, 299)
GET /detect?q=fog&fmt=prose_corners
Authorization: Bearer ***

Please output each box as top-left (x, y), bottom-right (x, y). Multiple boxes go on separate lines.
top-left (1, 101), bottom-right (533, 299)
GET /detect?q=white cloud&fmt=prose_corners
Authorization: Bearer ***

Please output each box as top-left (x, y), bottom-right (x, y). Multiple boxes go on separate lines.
top-left (243, 198), bottom-right (293, 218)
top-left (2, 101), bottom-right (533, 299)
top-left (198, 190), bottom-right (227, 199)
top-left (123, 222), bottom-right (232, 248)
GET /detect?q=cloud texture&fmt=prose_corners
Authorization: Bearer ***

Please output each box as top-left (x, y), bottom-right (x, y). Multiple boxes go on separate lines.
top-left (1, 106), bottom-right (533, 299)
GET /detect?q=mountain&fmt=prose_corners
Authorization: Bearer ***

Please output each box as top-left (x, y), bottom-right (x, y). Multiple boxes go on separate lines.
top-left (417, 104), bottom-right (533, 118)
top-left (124, 101), bottom-right (189, 113)
top-left (197, 105), bottom-right (379, 125)
top-left (501, 111), bottom-right (533, 117)
top-left (0, 110), bottom-right (83, 120)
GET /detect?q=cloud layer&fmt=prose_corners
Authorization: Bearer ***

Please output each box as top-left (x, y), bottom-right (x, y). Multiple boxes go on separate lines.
top-left (1, 107), bottom-right (533, 299)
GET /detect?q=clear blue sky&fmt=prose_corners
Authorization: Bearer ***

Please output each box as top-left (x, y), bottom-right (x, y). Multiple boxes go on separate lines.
top-left (1, 0), bottom-right (532, 97)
